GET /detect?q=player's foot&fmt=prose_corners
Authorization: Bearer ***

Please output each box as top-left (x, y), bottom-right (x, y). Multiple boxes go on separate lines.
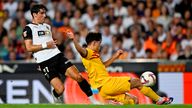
top-left (51, 92), bottom-right (63, 103)
top-left (52, 96), bottom-right (63, 103)
top-left (156, 97), bottom-right (174, 105)
top-left (91, 100), bottom-right (102, 104)
top-left (89, 96), bottom-right (102, 104)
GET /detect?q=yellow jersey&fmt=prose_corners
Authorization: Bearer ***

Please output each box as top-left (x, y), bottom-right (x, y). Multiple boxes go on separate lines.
top-left (81, 48), bottom-right (110, 89)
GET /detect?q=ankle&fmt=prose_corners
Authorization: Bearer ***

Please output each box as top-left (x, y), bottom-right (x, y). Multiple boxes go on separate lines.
top-left (53, 89), bottom-right (61, 98)
top-left (157, 97), bottom-right (163, 102)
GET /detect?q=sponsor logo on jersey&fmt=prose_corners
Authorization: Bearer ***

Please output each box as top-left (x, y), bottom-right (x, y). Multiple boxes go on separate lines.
top-left (38, 31), bottom-right (45, 36)
top-left (38, 31), bottom-right (50, 36)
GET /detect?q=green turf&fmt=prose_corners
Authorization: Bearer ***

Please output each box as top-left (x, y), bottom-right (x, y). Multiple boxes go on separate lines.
top-left (0, 104), bottom-right (192, 108)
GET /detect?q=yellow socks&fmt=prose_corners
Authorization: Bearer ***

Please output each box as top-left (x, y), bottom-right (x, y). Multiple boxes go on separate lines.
top-left (140, 86), bottom-right (160, 102)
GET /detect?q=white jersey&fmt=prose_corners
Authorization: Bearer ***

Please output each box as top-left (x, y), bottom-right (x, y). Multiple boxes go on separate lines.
top-left (23, 23), bottom-right (60, 63)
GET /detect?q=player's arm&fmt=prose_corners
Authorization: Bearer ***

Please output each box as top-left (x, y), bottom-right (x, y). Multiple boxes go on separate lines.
top-left (24, 39), bottom-right (43, 52)
top-left (24, 39), bottom-right (56, 52)
top-left (23, 26), bottom-right (56, 52)
top-left (68, 32), bottom-right (87, 57)
top-left (103, 49), bottom-right (123, 67)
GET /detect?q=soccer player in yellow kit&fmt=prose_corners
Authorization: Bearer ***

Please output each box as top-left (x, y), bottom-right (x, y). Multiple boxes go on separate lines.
top-left (68, 32), bottom-right (173, 104)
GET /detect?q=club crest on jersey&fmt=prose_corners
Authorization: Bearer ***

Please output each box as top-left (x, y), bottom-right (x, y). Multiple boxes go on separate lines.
top-left (23, 31), bottom-right (27, 37)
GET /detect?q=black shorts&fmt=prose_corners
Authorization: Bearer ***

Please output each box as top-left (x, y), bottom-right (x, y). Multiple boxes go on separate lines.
top-left (38, 53), bottom-right (73, 82)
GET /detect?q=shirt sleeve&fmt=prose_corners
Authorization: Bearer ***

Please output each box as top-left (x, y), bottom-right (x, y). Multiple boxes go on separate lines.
top-left (22, 26), bottom-right (32, 40)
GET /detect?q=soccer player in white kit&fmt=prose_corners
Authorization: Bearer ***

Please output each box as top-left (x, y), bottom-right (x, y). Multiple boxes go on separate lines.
top-left (22, 4), bottom-right (98, 104)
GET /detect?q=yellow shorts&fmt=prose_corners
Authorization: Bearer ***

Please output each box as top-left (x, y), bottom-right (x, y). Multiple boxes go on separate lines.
top-left (99, 77), bottom-right (134, 104)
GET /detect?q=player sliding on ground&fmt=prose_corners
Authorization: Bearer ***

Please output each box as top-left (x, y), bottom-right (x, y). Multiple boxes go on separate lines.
top-left (68, 32), bottom-right (173, 104)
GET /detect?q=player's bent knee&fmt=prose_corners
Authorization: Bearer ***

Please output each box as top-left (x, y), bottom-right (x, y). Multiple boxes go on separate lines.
top-left (125, 93), bottom-right (138, 104)
top-left (130, 78), bottom-right (143, 89)
top-left (124, 96), bottom-right (137, 104)
top-left (54, 85), bottom-right (65, 95)
top-left (66, 66), bottom-right (83, 82)
top-left (75, 75), bottom-right (83, 82)
top-left (50, 77), bottom-right (65, 95)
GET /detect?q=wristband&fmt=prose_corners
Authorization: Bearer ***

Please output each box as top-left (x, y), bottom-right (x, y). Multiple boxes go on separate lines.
top-left (42, 43), bottom-right (47, 49)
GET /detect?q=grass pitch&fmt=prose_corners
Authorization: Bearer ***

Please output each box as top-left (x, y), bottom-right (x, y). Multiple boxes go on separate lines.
top-left (0, 104), bottom-right (192, 108)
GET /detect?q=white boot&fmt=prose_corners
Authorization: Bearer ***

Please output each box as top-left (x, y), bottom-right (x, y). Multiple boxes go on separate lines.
top-left (51, 91), bottom-right (63, 104)
top-left (89, 96), bottom-right (102, 104)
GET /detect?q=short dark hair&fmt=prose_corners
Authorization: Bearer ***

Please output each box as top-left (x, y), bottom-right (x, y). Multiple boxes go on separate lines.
top-left (31, 4), bottom-right (47, 17)
top-left (86, 32), bottom-right (102, 45)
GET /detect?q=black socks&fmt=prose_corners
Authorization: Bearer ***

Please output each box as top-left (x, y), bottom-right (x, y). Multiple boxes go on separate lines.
top-left (52, 89), bottom-right (60, 98)
top-left (78, 79), bottom-right (93, 97)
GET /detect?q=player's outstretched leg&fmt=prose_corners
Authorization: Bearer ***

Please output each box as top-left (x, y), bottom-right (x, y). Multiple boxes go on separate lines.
top-left (130, 78), bottom-right (173, 105)
top-left (50, 77), bottom-right (64, 104)
top-left (66, 65), bottom-right (101, 104)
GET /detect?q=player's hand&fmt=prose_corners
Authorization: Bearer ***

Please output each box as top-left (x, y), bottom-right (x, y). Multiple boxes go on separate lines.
top-left (67, 31), bottom-right (75, 40)
top-left (46, 40), bottom-right (57, 48)
top-left (113, 49), bottom-right (124, 59)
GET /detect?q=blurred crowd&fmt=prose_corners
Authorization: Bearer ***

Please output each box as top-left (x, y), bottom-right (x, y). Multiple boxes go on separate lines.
top-left (0, 0), bottom-right (192, 62)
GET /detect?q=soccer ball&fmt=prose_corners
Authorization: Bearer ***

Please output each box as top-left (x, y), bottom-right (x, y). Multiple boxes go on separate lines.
top-left (140, 71), bottom-right (156, 86)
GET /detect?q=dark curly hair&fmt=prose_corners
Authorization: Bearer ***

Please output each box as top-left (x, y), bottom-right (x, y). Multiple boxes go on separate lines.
top-left (85, 32), bottom-right (102, 45)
